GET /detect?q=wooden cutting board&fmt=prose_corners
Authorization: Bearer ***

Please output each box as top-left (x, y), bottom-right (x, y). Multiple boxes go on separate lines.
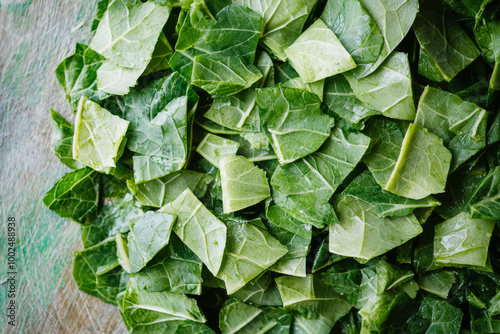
top-left (0, 1), bottom-right (126, 332)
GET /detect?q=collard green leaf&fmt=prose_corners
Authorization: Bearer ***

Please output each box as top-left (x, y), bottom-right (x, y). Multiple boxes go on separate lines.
top-left (160, 188), bottom-right (227, 276)
top-left (329, 194), bottom-right (423, 260)
top-left (43, 167), bottom-right (100, 223)
top-left (231, 133), bottom-right (277, 162)
top-left (321, 0), bottom-right (384, 65)
top-left (55, 43), bottom-right (110, 111)
top-left (121, 277), bottom-right (206, 328)
top-left (284, 19), bottom-right (356, 83)
top-left (216, 217), bottom-right (288, 294)
top-left (220, 155), bottom-right (270, 213)
top-left (196, 134), bottom-right (240, 168)
top-left (73, 97), bottom-right (129, 174)
top-left (73, 240), bottom-right (123, 304)
top-left (82, 193), bottom-right (143, 248)
top-left (343, 170), bottom-right (440, 217)
top-left (352, 0), bottom-right (419, 78)
top-left (219, 299), bottom-right (262, 334)
top-left (175, 321), bottom-right (216, 334)
top-left (283, 77), bottom-right (324, 101)
top-left (416, 270), bottom-right (456, 299)
top-left (231, 273), bottom-right (283, 307)
top-left (321, 259), bottom-right (364, 305)
top-left (323, 75), bottom-right (380, 128)
top-left (91, 0), bottom-right (110, 32)
top-left (127, 211), bottom-right (176, 273)
top-left (265, 201), bottom-right (312, 239)
top-left (468, 166), bottom-right (500, 220)
top-left (49, 109), bottom-right (85, 170)
top-left (434, 211), bottom-right (495, 268)
top-left (89, 0), bottom-right (170, 94)
top-left (234, 0), bottom-right (318, 61)
top-left (413, 8), bottom-right (480, 82)
top-left (312, 238), bottom-right (345, 273)
top-left (475, 21), bottom-right (500, 90)
top-left (345, 52), bottom-right (415, 121)
top-left (410, 297), bottom-right (463, 334)
top-left (256, 86), bottom-right (335, 164)
top-left (134, 234), bottom-right (202, 295)
top-left (143, 33), bottom-right (173, 76)
top-left (271, 128), bottom-right (370, 227)
top-left (415, 86), bottom-right (488, 172)
top-left (384, 124), bottom-right (452, 200)
top-left (128, 170), bottom-right (213, 208)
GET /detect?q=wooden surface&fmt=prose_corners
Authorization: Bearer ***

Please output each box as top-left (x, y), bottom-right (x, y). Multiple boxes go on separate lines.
top-left (0, 1), bottom-right (126, 333)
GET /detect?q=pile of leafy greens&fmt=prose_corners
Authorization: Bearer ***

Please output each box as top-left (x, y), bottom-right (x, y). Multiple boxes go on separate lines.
top-left (45, 0), bottom-right (500, 332)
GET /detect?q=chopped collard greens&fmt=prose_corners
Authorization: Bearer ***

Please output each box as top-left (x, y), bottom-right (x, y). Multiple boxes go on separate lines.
top-left (47, 0), bottom-right (500, 332)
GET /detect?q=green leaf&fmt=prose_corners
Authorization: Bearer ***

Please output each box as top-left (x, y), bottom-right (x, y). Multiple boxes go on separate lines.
top-left (116, 233), bottom-right (130, 273)
top-left (89, 0), bottom-right (170, 94)
top-left (43, 167), bottom-right (100, 223)
top-left (230, 273), bottom-right (283, 307)
top-left (311, 238), bottom-right (345, 273)
top-left (175, 321), bottom-right (216, 334)
top-left (265, 201), bottom-right (312, 240)
top-left (475, 21), bottom-right (500, 90)
top-left (256, 86), bottom-right (335, 164)
top-left (329, 194), bottom-right (423, 260)
top-left (55, 43), bottom-right (110, 111)
top-left (271, 128), bottom-right (370, 227)
top-left (128, 170), bottom-right (214, 208)
top-left (283, 77), bottom-right (324, 101)
top-left (411, 297), bottom-right (463, 334)
top-left (231, 133), bottom-right (277, 162)
top-left (73, 240), bottom-right (123, 304)
top-left (416, 270), bottom-right (456, 299)
top-left (345, 52), bottom-right (415, 121)
top-left (434, 212), bottom-right (495, 268)
top-left (143, 33), bottom-right (173, 76)
top-left (73, 97), bottom-right (129, 174)
top-left (321, 0), bottom-right (383, 65)
top-left (81, 193), bottom-right (143, 248)
top-left (159, 189), bottom-right (227, 276)
top-left (127, 211), bottom-right (176, 273)
top-left (220, 155), bottom-right (270, 213)
top-left (284, 19), bottom-right (356, 83)
top-left (219, 299), bottom-right (262, 334)
top-left (415, 86), bottom-right (488, 172)
top-left (49, 109), bottom-right (85, 170)
top-left (468, 166), bottom-right (500, 220)
top-left (384, 123), bottom-right (452, 200)
top-left (413, 8), bottom-right (480, 82)
top-left (343, 170), bottom-right (441, 217)
top-left (134, 233), bottom-right (203, 295)
top-left (216, 217), bottom-right (288, 294)
top-left (196, 134), bottom-right (240, 168)
top-left (352, 0), bottom-right (419, 78)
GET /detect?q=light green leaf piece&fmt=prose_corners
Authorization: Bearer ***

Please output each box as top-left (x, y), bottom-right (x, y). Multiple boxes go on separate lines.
top-left (345, 52), bottom-right (415, 121)
top-left (256, 86), bottom-right (335, 164)
top-left (43, 167), bottom-right (100, 223)
top-left (434, 212), bottom-right (495, 268)
top-left (231, 273), bottom-right (283, 307)
top-left (468, 166), bottom-right (500, 220)
top-left (196, 134), bottom-right (240, 168)
top-left (323, 75), bottom-right (380, 128)
top-left (415, 86), bottom-right (488, 172)
top-left (127, 211), bottom-right (176, 273)
top-left (362, 118), bottom-right (407, 188)
top-left (220, 155), bottom-right (270, 213)
top-left (284, 19), bottom-right (356, 83)
top-left (73, 242), bottom-right (123, 305)
top-left (229, 133), bottom-right (277, 162)
top-left (128, 170), bottom-right (213, 208)
top-left (329, 194), bottom-right (423, 260)
top-left (219, 299), bottom-right (262, 334)
top-left (475, 20), bottom-right (500, 90)
top-left (416, 270), bottom-right (456, 299)
top-left (275, 274), bottom-right (352, 333)
top-left (413, 8), bottom-right (480, 82)
top-left (55, 43), bottom-right (111, 111)
top-left (283, 77), bottom-right (324, 101)
top-left (116, 233), bottom-right (131, 273)
top-left (143, 33), bottom-right (173, 76)
top-left (160, 189), bottom-right (227, 276)
top-left (134, 234), bottom-right (203, 295)
top-left (73, 97), bottom-right (129, 174)
top-left (321, 0), bottom-right (384, 65)
top-left (175, 321), bottom-right (217, 334)
top-left (343, 170), bottom-right (441, 217)
top-left (385, 123), bottom-right (452, 200)
top-left (265, 201), bottom-right (312, 240)
top-left (271, 128), bottom-right (370, 227)
top-left (234, 0), bottom-right (318, 61)
top-left (89, 0), bottom-right (170, 94)
top-left (192, 56), bottom-right (263, 97)
top-left (82, 193), bottom-right (143, 248)
top-left (121, 277), bottom-right (206, 328)
top-left (216, 218), bottom-right (288, 294)
top-left (487, 291), bottom-right (500, 316)
top-left (352, 0), bottom-right (419, 78)
top-left (49, 109), bottom-right (85, 170)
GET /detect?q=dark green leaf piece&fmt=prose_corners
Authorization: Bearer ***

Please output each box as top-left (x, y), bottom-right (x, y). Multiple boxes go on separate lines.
top-left (468, 166), bottom-right (500, 220)
top-left (49, 109), bottom-right (84, 170)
